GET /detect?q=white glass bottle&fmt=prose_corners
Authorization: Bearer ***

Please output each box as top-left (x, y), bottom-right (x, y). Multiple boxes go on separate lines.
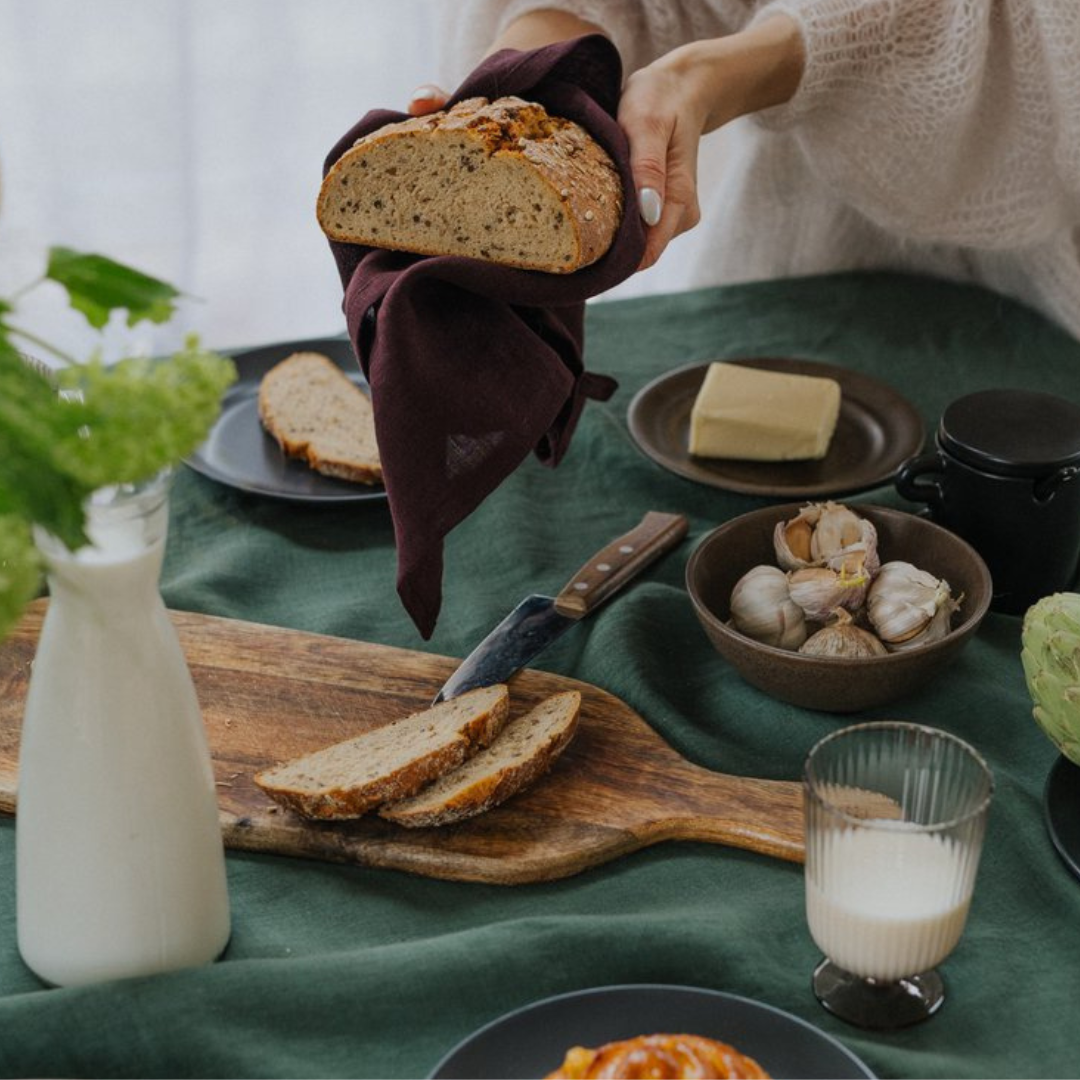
top-left (16, 469), bottom-right (231, 987)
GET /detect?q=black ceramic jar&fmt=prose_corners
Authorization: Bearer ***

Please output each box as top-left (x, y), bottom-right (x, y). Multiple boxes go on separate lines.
top-left (896, 388), bottom-right (1080, 615)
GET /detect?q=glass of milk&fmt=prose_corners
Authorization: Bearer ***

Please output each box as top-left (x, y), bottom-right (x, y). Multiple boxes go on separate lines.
top-left (803, 721), bottom-right (993, 1029)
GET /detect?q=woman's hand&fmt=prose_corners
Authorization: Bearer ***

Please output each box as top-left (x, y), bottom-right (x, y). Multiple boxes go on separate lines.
top-left (408, 85), bottom-right (448, 116)
top-left (404, 13), bottom-right (803, 274)
top-left (620, 16), bottom-right (805, 270)
top-left (617, 55), bottom-right (708, 271)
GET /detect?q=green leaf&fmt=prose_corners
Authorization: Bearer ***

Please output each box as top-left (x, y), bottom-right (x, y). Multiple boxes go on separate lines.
top-left (46, 246), bottom-right (182, 329)
top-left (0, 514), bottom-right (41, 644)
top-left (0, 347), bottom-right (94, 548)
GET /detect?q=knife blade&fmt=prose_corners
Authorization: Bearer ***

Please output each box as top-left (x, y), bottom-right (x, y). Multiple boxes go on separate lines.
top-left (433, 510), bottom-right (689, 703)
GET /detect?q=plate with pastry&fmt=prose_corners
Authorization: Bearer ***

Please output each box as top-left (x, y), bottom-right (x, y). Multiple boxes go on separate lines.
top-left (627, 358), bottom-right (923, 498)
top-left (185, 335), bottom-right (387, 504)
top-left (430, 984), bottom-right (875, 1079)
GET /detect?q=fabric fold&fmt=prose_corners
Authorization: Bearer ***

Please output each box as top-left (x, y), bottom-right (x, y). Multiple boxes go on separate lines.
top-left (324, 34), bottom-right (645, 638)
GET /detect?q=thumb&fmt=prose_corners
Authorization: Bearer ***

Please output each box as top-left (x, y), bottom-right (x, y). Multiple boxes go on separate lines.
top-left (408, 84), bottom-right (448, 116)
top-left (622, 123), bottom-right (669, 228)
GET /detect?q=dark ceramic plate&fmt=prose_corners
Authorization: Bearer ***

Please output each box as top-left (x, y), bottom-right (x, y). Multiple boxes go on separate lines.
top-left (430, 984), bottom-right (875, 1079)
top-left (1045, 755), bottom-right (1080, 881)
top-left (184, 336), bottom-right (387, 504)
top-left (627, 358), bottom-right (924, 498)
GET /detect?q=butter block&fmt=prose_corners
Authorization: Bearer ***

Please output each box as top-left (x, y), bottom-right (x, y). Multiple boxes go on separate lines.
top-left (688, 362), bottom-right (842, 461)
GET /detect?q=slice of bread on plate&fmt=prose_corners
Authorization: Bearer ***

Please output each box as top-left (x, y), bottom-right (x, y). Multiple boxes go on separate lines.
top-left (254, 684), bottom-right (510, 820)
top-left (380, 690), bottom-right (581, 827)
top-left (258, 351), bottom-right (382, 485)
top-left (317, 96), bottom-right (622, 273)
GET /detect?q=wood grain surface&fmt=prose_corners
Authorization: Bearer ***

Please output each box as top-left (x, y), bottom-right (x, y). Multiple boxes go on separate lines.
top-left (0, 600), bottom-right (805, 884)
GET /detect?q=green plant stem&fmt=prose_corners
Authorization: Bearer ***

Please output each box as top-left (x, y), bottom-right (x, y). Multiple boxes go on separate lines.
top-left (6, 325), bottom-right (78, 368)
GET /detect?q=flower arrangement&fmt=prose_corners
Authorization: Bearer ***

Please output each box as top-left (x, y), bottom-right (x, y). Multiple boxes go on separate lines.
top-left (0, 247), bottom-right (235, 639)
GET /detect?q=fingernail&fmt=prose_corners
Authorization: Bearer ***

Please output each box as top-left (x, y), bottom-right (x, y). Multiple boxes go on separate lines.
top-left (639, 187), bottom-right (663, 226)
top-left (410, 86), bottom-right (440, 103)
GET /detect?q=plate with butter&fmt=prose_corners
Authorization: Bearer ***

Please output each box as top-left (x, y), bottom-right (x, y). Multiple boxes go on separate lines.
top-left (627, 357), bottom-right (924, 498)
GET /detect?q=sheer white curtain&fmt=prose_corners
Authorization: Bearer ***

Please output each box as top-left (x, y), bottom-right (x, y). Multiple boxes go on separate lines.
top-left (0, 0), bottom-right (693, 366)
top-left (0, 0), bottom-right (443, 362)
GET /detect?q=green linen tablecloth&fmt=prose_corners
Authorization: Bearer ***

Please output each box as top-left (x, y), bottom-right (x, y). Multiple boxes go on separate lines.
top-left (2, 271), bottom-right (1079, 1079)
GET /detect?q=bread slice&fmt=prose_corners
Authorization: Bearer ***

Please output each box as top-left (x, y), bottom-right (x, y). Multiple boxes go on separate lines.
top-left (258, 351), bottom-right (382, 485)
top-left (317, 96), bottom-right (622, 273)
top-left (254, 684), bottom-right (510, 820)
top-left (380, 690), bottom-right (581, 828)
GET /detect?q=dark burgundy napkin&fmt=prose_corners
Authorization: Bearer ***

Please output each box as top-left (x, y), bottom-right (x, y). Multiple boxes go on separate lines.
top-left (324, 34), bottom-right (645, 638)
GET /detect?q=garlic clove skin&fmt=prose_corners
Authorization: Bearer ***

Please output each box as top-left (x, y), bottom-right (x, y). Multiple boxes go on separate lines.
top-left (729, 564), bottom-right (808, 650)
top-left (867, 560), bottom-right (960, 650)
top-left (812, 501), bottom-right (880, 579)
top-left (773, 501), bottom-right (880, 580)
top-left (882, 593), bottom-right (960, 652)
top-left (798, 609), bottom-right (889, 658)
top-left (773, 507), bottom-right (817, 570)
top-left (787, 565), bottom-right (870, 622)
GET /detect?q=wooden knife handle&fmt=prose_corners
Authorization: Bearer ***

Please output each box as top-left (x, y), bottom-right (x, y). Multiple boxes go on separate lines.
top-left (553, 511), bottom-right (690, 618)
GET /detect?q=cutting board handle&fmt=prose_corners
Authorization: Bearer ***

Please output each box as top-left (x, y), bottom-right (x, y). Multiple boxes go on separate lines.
top-left (608, 754), bottom-right (806, 864)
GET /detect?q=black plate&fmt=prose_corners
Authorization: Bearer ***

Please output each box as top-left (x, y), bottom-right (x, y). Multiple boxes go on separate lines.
top-left (184, 336), bottom-right (387, 504)
top-left (430, 984), bottom-right (875, 1079)
top-left (627, 358), bottom-right (924, 498)
top-left (1045, 755), bottom-right (1080, 881)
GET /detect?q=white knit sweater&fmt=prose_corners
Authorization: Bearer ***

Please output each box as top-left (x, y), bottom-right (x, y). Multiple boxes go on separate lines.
top-left (449, 0), bottom-right (1080, 341)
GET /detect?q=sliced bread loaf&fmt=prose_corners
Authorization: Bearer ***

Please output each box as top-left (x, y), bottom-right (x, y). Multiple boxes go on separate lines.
top-left (317, 96), bottom-right (622, 273)
top-left (380, 690), bottom-right (581, 828)
top-left (258, 351), bottom-right (382, 485)
top-left (254, 684), bottom-right (510, 820)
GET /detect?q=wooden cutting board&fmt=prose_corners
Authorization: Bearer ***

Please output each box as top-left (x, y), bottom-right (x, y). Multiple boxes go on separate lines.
top-left (0, 600), bottom-right (805, 884)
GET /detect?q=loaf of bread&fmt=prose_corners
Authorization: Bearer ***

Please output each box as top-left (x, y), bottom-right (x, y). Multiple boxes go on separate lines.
top-left (545, 1034), bottom-right (770, 1080)
top-left (317, 96), bottom-right (622, 273)
top-left (254, 684), bottom-right (510, 820)
top-left (380, 690), bottom-right (581, 827)
top-left (258, 351), bottom-right (382, 485)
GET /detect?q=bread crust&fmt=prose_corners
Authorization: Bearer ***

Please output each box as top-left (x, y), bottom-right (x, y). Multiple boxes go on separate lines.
top-left (253, 685), bottom-right (511, 820)
top-left (257, 351), bottom-right (382, 485)
top-left (317, 96), bottom-right (622, 273)
top-left (380, 690), bottom-right (581, 827)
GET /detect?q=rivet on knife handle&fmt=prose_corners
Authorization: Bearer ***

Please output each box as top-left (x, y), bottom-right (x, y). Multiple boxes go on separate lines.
top-left (552, 511), bottom-right (689, 619)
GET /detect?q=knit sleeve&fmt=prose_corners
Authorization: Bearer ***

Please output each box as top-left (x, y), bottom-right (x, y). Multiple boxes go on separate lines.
top-left (444, 1), bottom-right (746, 83)
top-left (751, 0), bottom-right (1080, 248)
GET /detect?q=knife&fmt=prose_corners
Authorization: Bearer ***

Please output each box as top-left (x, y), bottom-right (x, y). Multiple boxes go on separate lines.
top-left (433, 510), bottom-right (690, 703)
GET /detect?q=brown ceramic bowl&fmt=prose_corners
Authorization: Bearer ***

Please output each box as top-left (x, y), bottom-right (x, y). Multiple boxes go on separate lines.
top-left (686, 504), bottom-right (992, 713)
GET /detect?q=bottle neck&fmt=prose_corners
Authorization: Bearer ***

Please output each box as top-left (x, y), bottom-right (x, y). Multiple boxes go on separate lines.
top-left (34, 469), bottom-right (172, 612)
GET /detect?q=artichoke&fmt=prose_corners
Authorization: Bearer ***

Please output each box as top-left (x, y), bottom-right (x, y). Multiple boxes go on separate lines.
top-left (1021, 592), bottom-right (1080, 765)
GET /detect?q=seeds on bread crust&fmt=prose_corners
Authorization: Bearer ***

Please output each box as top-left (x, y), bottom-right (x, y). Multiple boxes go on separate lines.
top-left (317, 96), bottom-right (622, 273)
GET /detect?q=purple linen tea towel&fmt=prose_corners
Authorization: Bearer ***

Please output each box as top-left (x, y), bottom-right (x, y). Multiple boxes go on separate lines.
top-left (324, 34), bottom-right (646, 638)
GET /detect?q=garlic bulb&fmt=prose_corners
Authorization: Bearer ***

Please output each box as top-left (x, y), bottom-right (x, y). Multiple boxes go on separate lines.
top-left (774, 501), bottom-right (879, 579)
top-left (787, 565), bottom-right (869, 622)
top-left (867, 561), bottom-right (960, 651)
top-left (729, 565), bottom-right (808, 650)
top-left (798, 609), bottom-right (888, 658)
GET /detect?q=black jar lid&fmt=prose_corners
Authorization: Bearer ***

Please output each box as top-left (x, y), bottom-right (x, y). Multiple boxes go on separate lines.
top-left (939, 389), bottom-right (1080, 477)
